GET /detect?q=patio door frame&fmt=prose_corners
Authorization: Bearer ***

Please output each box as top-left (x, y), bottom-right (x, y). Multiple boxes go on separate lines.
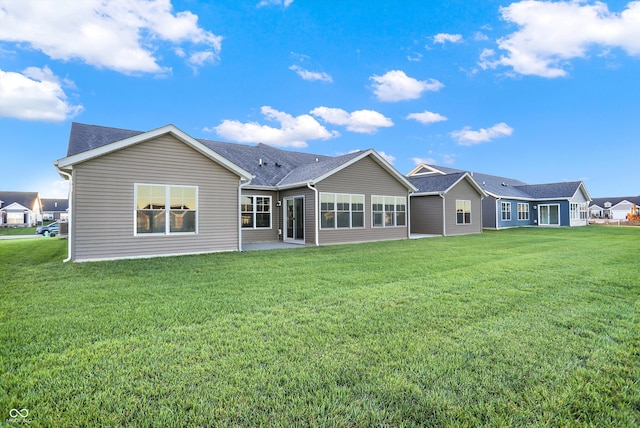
top-left (538, 203), bottom-right (560, 226)
top-left (284, 196), bottom-right (305, 243)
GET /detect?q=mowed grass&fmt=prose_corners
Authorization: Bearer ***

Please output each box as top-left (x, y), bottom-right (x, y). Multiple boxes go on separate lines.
top-left (1, 227), bottom-right (639, 427)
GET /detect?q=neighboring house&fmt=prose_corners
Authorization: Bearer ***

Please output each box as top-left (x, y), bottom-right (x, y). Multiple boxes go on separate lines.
top-left (0, 191), bottom-right (42, 227)
top-left (407, 170), bottom-right (486, 236)
top-left (589, 196), bottom-right (640, 220)
top-left (41, 198), bottom-right (69, 221)
top-left (55, 123), bottom-right (416, 262)
top-left (408, 165), bottom-right (591, 229)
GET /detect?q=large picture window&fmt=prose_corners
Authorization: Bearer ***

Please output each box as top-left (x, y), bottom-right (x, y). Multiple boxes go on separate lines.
top-left (242, 196), bottom-right (271, 228)
top-left (136, 184), bottom-right (197, 235)
top-left (517, 203), bottom-right (529, 221)
top-left (320, 193), bottom-right (364, 229)
top-left (372, 196), bottom-right (406, 227)
top-left (456, 200), bottom-right (471, 225)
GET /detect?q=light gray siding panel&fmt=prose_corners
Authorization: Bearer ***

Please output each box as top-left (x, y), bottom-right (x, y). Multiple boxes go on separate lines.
top-left (443, 179), bottom-right (483, 235)
top-left (72, 135), bottom-right (240, 261)
top-left (410, 195), bottom-right (443, 235)
top-left (281, 187), bottom-right (315, 245)
top-left (316, 156), bottom-right (409, 245)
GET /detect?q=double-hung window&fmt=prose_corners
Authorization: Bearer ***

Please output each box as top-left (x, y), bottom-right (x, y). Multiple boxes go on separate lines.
top-left (320, 193), bottom-right (364, 229)
top-left (517, 203), bottom-right (529, 221)
top-left (456, 200), bottom-right (471, 225)
top-left (501, 201), bottom-right (512, 221)
top-left (372, 196), bottom-right (406, 227)
top-left (135, 184), bottom-right (197, 235)
top-left (241, 196), bottom-right (271, 228)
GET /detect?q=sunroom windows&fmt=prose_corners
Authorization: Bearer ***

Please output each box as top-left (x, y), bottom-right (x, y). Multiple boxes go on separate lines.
top-left (242, 196), bottom-right (272, 228)
top-left (135, 184), bottom-right (197, 235)
top-left (320, 193), bottom-right (364, 229)
top-left (372, 196), bottom-right (406, 227)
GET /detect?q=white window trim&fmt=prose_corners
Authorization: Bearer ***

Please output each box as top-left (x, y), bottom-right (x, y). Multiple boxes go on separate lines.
top-left (501, 201), bottom-right (512, 222)
top-left (134, 183), bottom-right (198, 236)
top-left (319, 192), bottom-right (365, 229)
top-left (372, 195), bottom-right (407, 228)
top-left (517, 203), bottom-right (530, 221)
top-left (456, 199), bottom-right (472, 225)
top-left (242, 195), bottom-right (272, 229)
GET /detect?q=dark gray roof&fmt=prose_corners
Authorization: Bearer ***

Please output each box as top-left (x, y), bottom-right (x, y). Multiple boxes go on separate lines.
top-left (64, 123), bottom-right (405, 189)
top-left (515, 182), bottom-right (582, 199)
top-left (41, 198), bottom-right (69, 212)
top-left (590, 196), bottom-right (640, 207)
top-left (415, 164), bottom-right (588, 201)
top-left (409, 172), bottom-right (468, 193)
top-left (0, 191), bottom-right (41, 210)
top-left (198, 139), bottom-right (334, 187)
top-left (67, 122), bottom-right (143, 156)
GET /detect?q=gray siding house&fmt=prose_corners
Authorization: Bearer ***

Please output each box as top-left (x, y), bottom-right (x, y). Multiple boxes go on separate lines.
top-left (407, 171), bottom-right (486, 236)
top-left (55, 123), bottom-right (416, 261)
top-left (411, 164), bottom-right (591, 229)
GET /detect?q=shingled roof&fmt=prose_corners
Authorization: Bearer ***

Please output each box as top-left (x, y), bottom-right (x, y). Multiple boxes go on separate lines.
top-left (0, 191), bottom-right (41, 211)
top-left (64, 123), bottom-right (414, 190)
top-left (410, 164), bottom-right (589, 201)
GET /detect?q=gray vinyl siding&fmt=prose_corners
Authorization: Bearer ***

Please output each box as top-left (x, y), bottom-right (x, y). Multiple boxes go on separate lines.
top-left (443, 179), bottom-right (483, 236)
top-left (71, 135), bottom-right (241, 261)
top-left (482, 196), bottom-right (497, 228)
top-left (316, 156), bottom-right (409, 245)
top-left (410, 195), bottom-right (443, 235)
top-left (280, 187), bottom-right (315, 245)
top-left (241, 189), bottom-right (280, 243)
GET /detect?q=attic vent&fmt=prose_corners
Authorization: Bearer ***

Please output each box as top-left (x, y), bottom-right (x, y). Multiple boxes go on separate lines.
top-left (502, 182), bottom-right (509, 187)
top-left (275, 162), bottom-right (282, 168)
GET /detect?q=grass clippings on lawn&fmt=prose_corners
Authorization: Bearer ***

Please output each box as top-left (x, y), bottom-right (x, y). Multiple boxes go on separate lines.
top-left (1, 226), bottom-right (639, 427)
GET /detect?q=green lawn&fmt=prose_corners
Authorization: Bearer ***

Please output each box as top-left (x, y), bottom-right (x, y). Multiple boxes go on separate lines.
top-left (0, 226), bottom-right (37, 236)
top-left (1, 227), bottom-right (639, 427)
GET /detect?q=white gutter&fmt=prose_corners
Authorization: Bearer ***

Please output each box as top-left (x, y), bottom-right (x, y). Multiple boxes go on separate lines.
top-left (407, 192), bottom-right (412, 239)
top-left (307, 182), bottom-right (319, 246)
top-left (496, 197), bottom-right (501, 230)
top-left (54, 164), bottom-right (73, 263)
top-left (440, 193), bottom-right (446, 236)
top-left (238, 178), bottom-right (252, 252)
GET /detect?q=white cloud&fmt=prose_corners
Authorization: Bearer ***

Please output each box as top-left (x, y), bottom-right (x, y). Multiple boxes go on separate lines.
top-left (481, 0), bottom-right (640, 77)
top-left (450, 122), bottom-right (513, 146)
top-left (406, 110), bottom-right (448, 125)
top-left (41, 180), bottom-right (70, 199)
top-left (378, 151), bottom-right (396, 165)
top-left (211, 106), bottom-right (338, 148)
top-left (310, 107), bottom-right (393, 134)
top-left (258, 0), bottom-right (294, 7)
top-left (412, 157), bottom-right (437, 166)
top-left (0, 0), bottom-right (222, 74)
top-left (0, 67), bottom-right (83, 121)
top-left (289, 65), bottom-right (333, 82)
top-left (370, 70), bottom-right (444, 102)
top-left (433, 33), bottom-right (463, 44)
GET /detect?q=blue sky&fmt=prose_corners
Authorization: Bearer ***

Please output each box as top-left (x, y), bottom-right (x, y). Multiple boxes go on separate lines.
top-left (1, 0), bottom-right (639, 198)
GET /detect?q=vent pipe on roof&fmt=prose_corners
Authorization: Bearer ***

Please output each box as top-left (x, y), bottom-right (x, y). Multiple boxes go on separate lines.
top-left (259, 158), bottom-right (263, 166)
top-left (315, 157), bottom-right (318, 162)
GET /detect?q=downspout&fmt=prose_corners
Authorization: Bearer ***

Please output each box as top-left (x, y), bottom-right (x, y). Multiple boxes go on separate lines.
top-left (238, 178), bottom-right (252, 252)
top-left (407, 192), bottom-right (412, 239)
top-left (496, 197), bottom-right (501, 230)
top-left (55, 164), bottom-right (73, 263)
top-left (307, 182), bottom-right (319, 246)
top-left (440, 193), bottom-right (446, 236)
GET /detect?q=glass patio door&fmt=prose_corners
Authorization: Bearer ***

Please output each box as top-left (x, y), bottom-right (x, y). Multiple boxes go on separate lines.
top-left (539, 204), bottom-right (560, 225)
top-left (285, 197), bottom-right (304, 242)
